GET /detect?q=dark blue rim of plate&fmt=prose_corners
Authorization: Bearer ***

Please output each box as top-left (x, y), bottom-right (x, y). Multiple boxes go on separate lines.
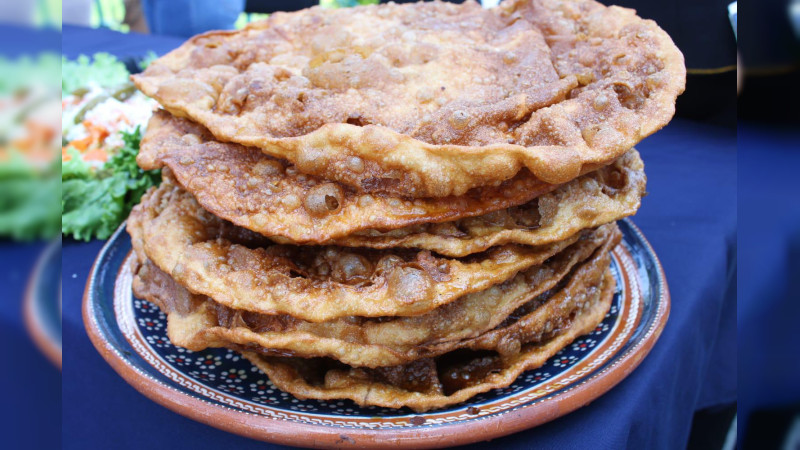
top-left (83, 218), bottom-right (669, 447)
top-left (24, 238), bottom-right (62, 369)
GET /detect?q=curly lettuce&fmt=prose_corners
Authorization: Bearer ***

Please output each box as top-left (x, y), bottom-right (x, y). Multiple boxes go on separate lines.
top-left (62, 52), bottom-right (130, 96)
top-left (61, 127), bottom-right (160, 241)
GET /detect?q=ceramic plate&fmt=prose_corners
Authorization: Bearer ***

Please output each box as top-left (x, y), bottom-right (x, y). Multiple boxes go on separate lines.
top-left (25, 239), bottom-right (62, 369)
top-left (84, 219), bottom-right (669, 448)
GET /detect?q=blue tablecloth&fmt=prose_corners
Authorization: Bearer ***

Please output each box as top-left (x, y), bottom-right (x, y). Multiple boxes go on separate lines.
top-left (60, 25), bottom-right (737, 450)
top-left (738, 123), bottom-right (800, 442)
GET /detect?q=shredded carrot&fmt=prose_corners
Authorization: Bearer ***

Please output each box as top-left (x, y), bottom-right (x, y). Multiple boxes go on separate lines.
top-left (9, 120), bottom-right (57, 163)
top-left (83, 120), bottom-right (110, 144)
top-left (62, 120), bottom-right (111, 162)
top-left (67, 135), bottom-right (92, 151)
top-left (83, 148), bottom-right (108, 163)
top-left (61, 146), bottom-right (72, 162)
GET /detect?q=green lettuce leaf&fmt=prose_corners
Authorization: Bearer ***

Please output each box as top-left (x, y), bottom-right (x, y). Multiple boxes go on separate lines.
top-left (61, 175), bottom-right (126, 241)
top-left (0, 52), bottom-right (60, 96)
top-left (61, 127), bottom-right (161, 241)
top-left (62, 52), bottom-right (130, 95)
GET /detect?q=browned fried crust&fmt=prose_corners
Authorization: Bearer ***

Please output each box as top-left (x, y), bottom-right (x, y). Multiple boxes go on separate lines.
top-left (132, 224), bottom-right (620, 367)
top-left (127, 179), bottom-right (599, 321)
top-left (139, 110), bottom-right (644, 249)
top-left (243, 268), bottom-right (615, 412)
top-left (139, 110), bottom-right (557, 243)
top-left (334, 150), bottom-right (643, 255)
top-left (132, 0), bottom-right (683, 197)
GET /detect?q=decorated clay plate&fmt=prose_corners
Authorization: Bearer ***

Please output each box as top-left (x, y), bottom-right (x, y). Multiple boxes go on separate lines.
top-left (25, 239), bottom-right (62, 369)
top-left (84, 219), bottom-right (669, 448)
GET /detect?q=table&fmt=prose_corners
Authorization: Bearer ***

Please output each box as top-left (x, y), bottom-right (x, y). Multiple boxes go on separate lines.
top-left (60, 24), bottom-right (737, 450)
top-left (738, 123), bottom-right (800, 445)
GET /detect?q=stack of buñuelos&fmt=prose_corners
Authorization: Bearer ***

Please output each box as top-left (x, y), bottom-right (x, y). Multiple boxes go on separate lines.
top-left (127, 0), bottom-right (684, 411)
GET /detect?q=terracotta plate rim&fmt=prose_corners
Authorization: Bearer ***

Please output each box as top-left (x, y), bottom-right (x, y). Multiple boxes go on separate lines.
top-left (24, 238), bottom-right (62, 370)
top-left (83, 219), bottom-right (670, 449)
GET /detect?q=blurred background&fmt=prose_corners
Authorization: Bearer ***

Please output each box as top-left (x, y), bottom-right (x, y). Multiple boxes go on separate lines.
top-left (0, 1), bottom-right (61, 449)
top-left (737, 0), bottom-right (800, 448)
top-left (0, 0), bottom-right (797, 448)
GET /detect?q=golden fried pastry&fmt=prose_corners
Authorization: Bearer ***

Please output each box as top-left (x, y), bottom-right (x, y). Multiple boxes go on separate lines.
top-left (140, 111), bottom-right (642, 250)
top-left (242, 268), bottom-right (614, 412)
top-left (121, 0), bottom-right (675, 414)
top-left (334, 150), bottom-right (642, 256)
top-left (138, 111), bottom-right (556, 243)
top-left (128, 179), bottom-right (586, 321)
top-left (132, 0), bottom-right (683, 197)
top-left (132, 223), bottom-right (619, 367)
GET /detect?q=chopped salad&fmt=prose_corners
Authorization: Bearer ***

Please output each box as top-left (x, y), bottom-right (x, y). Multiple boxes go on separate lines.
top-left (0, 53), bottom-right (61, 240)
top-left (62, 52), bottom-right (156, 166)
top-left (61, 52), bottom-right (161, 241)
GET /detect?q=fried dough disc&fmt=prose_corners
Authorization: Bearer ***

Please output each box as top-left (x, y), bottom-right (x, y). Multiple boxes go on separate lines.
top-left (127, 180), bottom-right (585, 321)
top-left (132, 0), bottom-right (683, 197)
top-left (242, 269), bottom-right (614, 412)
top-left (139, 112), bottom-right (641, 248)
top-left (334, 150), bottom-right (642, 256)
top-left (139, 111), bottom-right (557, 243)
top-left (132, 224), bottom-right (619, 367)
